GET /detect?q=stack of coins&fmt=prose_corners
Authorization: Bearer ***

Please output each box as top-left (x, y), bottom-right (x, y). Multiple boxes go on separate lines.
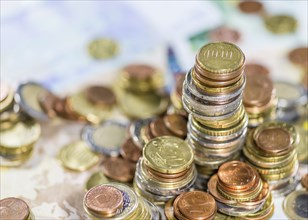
top-left (274, 81), bottom-right (307, 122)
top-left (0, 82), bottom-right (14, 113)
top-left (243, 121), bottom-right (300, 195)
top-left (164, 191), bottom-right (217, 220)
top-left (243, 72), bottom-right (277, 127)
top-left (0, 197), bottom-right (33, 220)
top-left (182, 42), bottom-right (248, 183)
top-left (115, 64), bottom-right (169, 119)
top-left (208, 161), bottom-right (272, 218)
top-left (84, 183), bottom-right (161, 220)
top-left (134, 136), bottom-right (196, 204)
top-left (169, 73), bottom-right (187, 117)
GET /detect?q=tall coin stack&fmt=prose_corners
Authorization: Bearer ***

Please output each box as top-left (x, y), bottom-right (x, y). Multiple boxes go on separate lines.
top-left (182, 42), bottom-right (248, 186)
top-left (243, 121), bottom-right (299, 196)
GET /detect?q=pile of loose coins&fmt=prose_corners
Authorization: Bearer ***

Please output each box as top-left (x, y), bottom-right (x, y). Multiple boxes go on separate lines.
top-left (83, 183), bottom-right (161, 220)
top-left (243, 121), bottom-right (300, 195)
top-left (243, 70), bottom-right (277, 127)
top-left (208, 161), bottom-right (272, 218)
top-left (182, 42), bottom-right (248, 185)
top-left (115, 64), bottom-right (169, 119)
top-left (134, 136), bottom-right (196, 205)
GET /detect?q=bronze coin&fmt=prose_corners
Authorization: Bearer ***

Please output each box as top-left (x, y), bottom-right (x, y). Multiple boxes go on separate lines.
top-left (288, 47), bottom-right (308, 68)
top-left (238, 0), bottom-right (264, 14)
top-left (122, 64), bottom-right (156, 81)
top-left (209, 26), bottom-right (241, 44)
top-left (0, 197), bottom-right (30, 220)
top-left (85, 86), bottom-right (116, 106)
top-left (120, 137), bottom-right (142, 162)
top-left (301, 174), bottom-right (308, 190)
top-left (175, 73), bottom-right (186, 96)
top-left (218, 161), bottom-right (256, 190)
top-left (38, 91), bottom-right (62, 118)
top-left (255, 127), bottom-right (292, 154)
top-left (176, 191), bottom-right (217, 220)
top-left (84, 185), bottom-right (123, 217)
top-left (102, 157), bottom-right (135, 182)
top-left (150, 117), bottom-right (174, 137)
top-left (163, 114), bottom-right (187, 138)
top-left (243, 73), bottom-right (274, 107)
top-left (245, 63), bottom-right (269, 75)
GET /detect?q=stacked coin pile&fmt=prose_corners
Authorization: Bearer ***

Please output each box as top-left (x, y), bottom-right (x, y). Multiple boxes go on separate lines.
top-left (83, 183), bottom-right (161, 220)
top-left (182, 42), bottom-right (248, 183)
top-left (0, 197), bottom-right (33, 220)
top-left (134, 136), bottom-right (196, 204)
top-left (170, 73), bottom-right (187, 117)
top-left (164, 191), bottom-right (217, 220)
top-left (243, 72), bottom-right (276, 127)
top-left (208, 161), bottom-right (272, 218)
top-left (274, 81), bottom-right (307, 122)
top-left (115, 64), bottom-right (169, 119)
top-left (243, 121), bottom-right (299, 195)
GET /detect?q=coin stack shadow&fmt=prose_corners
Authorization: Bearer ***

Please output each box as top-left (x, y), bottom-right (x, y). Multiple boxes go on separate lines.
top-left (134, 136), bottom-right (196, 205)
top-left (243, 72), bottom-right (277, 127)
top-left (182, 42), bottom-right (248, 189)
top-left (243, 121), bottom-right (300, 196)
top-left (208, 161), bottom-right (273, 218)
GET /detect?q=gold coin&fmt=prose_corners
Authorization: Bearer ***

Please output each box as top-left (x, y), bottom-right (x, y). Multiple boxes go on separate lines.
top-left (67, 92), bottom-right (111, 124)
top-left (143, 136), bottom-right (194, 174)
top-left (117, 90), bottom-right (169, 119)
top-left (85, 171), bottom-right (110, 191)
top-left (58, 141), bottom-right (100, 171)
top-left (283, 190), bottom-right (308, 220)
top-left (88, 38), bottom-right (119, 59)
top-left (264, 15), bottom-right (297, 34)
top-left (0, 86), bottom-right (14, 113)
top-left (196, 42), bottom-right (245, 75)
top-left (295, 119), bottom-right (308, 163)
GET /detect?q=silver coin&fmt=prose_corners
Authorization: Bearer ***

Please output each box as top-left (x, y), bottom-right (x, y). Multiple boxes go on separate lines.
top-left (216, 200), bottom-right (264, 217)
top-left (129, 118), bottom-right (153, 149)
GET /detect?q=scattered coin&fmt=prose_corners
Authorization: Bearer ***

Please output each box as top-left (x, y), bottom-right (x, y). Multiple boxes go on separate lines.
top-left (150, 117), bottom-right (174, 137)
top-left (301, 174), bottom-right (308, 190)
top-left (245, 63), bottom-right (270, 75)
top-left (39, 91), bottom-right (62, 118)
top-left (85, 86), bottom-right (116, 106)
top-left (88, 38), bottom-right (119, 59)
top-left (264, 15), bottom-right (297, 34)
top-left (0, 197), bottom-right (30, 220)
top-left (102, 157), bottom-right (135, 182)
top-left (288, 47), bottom-right (308, 69)
top-left (283, 190), bottom-right (308, 219)
top-left (85, 171), bottom-right (110, 191)
top-left (163, 114), bottom-right (187, 138)
top-left (238, 0), bottom-right (264, 14)
top-left (209, 26), bottom-right (241, 43)
top-left (120, 137), bottom-right (142, 162)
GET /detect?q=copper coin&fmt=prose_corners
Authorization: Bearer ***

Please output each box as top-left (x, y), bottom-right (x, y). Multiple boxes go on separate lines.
top-left (0, 82), bottom-right (9, 102)
top-left (255, 127), bottom-right (292, 154)
top-left (150, 117), bottom-right (175, 137)
top-left (84, 185), bottom-right (123, 217)
top-left (142, 123), bottom-right (155, 143)
top-left (209, 26), bottom-right (241, 44)
top-left (0, 197), bottom-right (30, 220)
top-left (288, 47), bottom-right (308, 68)
top-left (301, 174), bottom-right (308, 190)
top-left (245, 63), bottom-right (269, 75)
top-left (53, 97), bottom-right (81, 121)
top-left (85, 86), bottom-right (116, 106)
top-left (102, 157), bottom-right (135, 182)
top-left (175, 73), bottom-right (186, 96)
top-left (39, 91), bottom-right (62, 118)
top-left (176, 191), bottom-right (216, 220)
top-left (243, 74), bottom-right (274, 107)
top-left (120, 137), bottom-right (142, 162)
top-left (218, 161), bottom-right (256, 190)
top-left (238, 1), bottom-right (264, 14)
top-left (164, 198), bottom-right (175, 220)
top-left (163, 114), bottom-right (187, 138)
top-left (122, 64), bottom-right (156, 81)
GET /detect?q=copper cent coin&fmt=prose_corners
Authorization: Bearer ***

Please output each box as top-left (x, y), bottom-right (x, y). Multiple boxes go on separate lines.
top-left (301, 174), bottom-right (308, 190)
top-left (102, 157), bottom-right (135, 182)
top-left (218, 161), bottom-right (256, 190)
top-left (288, 47), bottom-right (308, 68)
top-left (256, 127), bottom-right (292, 154)
top-left (0, 197), bottom-right (30, 220)
top-left (150, 117), bottom-right (175, 137)
top-left (209, 26), bottom-right (241, 43)
top-left (238, 0), bottom-right (264, 14)
top-left (84, 185), bottom-right (123, 217)
top-left (163, 114), bottom-right (187, 138)
top-left (123, 64), bottom-right (156, 81)
top-left (176, 191), bottom-right (216, 220)
top-left (39, 91), bottom-right (62, 118)
top-left (85, 86), bottom-right (116, 106)
top-left (175, 73), bottom-right (186, 96)
top-left (245, 63), bottom-right (269, 75)
top-left (120, 137), bottom-right (142, 162)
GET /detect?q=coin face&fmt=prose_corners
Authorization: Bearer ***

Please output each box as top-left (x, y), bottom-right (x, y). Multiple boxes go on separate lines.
top-left (218, 161), bottom-right (255, 188)
top-left (288, 47), bottom-right (308, 68)
top-left (197, 42), bottom-right (245, 74)
top-left (163, 114), bottom-right (187, 138)
top-left (0, 197), bottom-right (30, 220)
top-left (150, 117), bottom-right (174, 137)
top-left (85, 86), bottom-right (116, 106)
top-left (143, 136), bottom-right (194, 174)
top-left (245, 63), bottom-right (269, 75)
top-left (283, 190), bottom-right (308, 219)
top-left (209, 27), bottom-right (241, 44)
top-left (264, 15), bottom-right (297, 34)
top-left (120, 137), bottom-right (142, 162)
top-left (102, 157), bottom-right (135, 182)
top-left (88, 38), bottom-right (119, 59)
top-left (122, 64), bottom-right (156, 81)
top-left (238, 0), bottom-right (263, 14)
top-left (301, 174), bottom-right (308, 190)
top-left (84, 185), bottom-right (123, 216)
top-left (256, 127), bottom-right (291, 153)
top-left (176, 191), bottom-right (216, 220)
